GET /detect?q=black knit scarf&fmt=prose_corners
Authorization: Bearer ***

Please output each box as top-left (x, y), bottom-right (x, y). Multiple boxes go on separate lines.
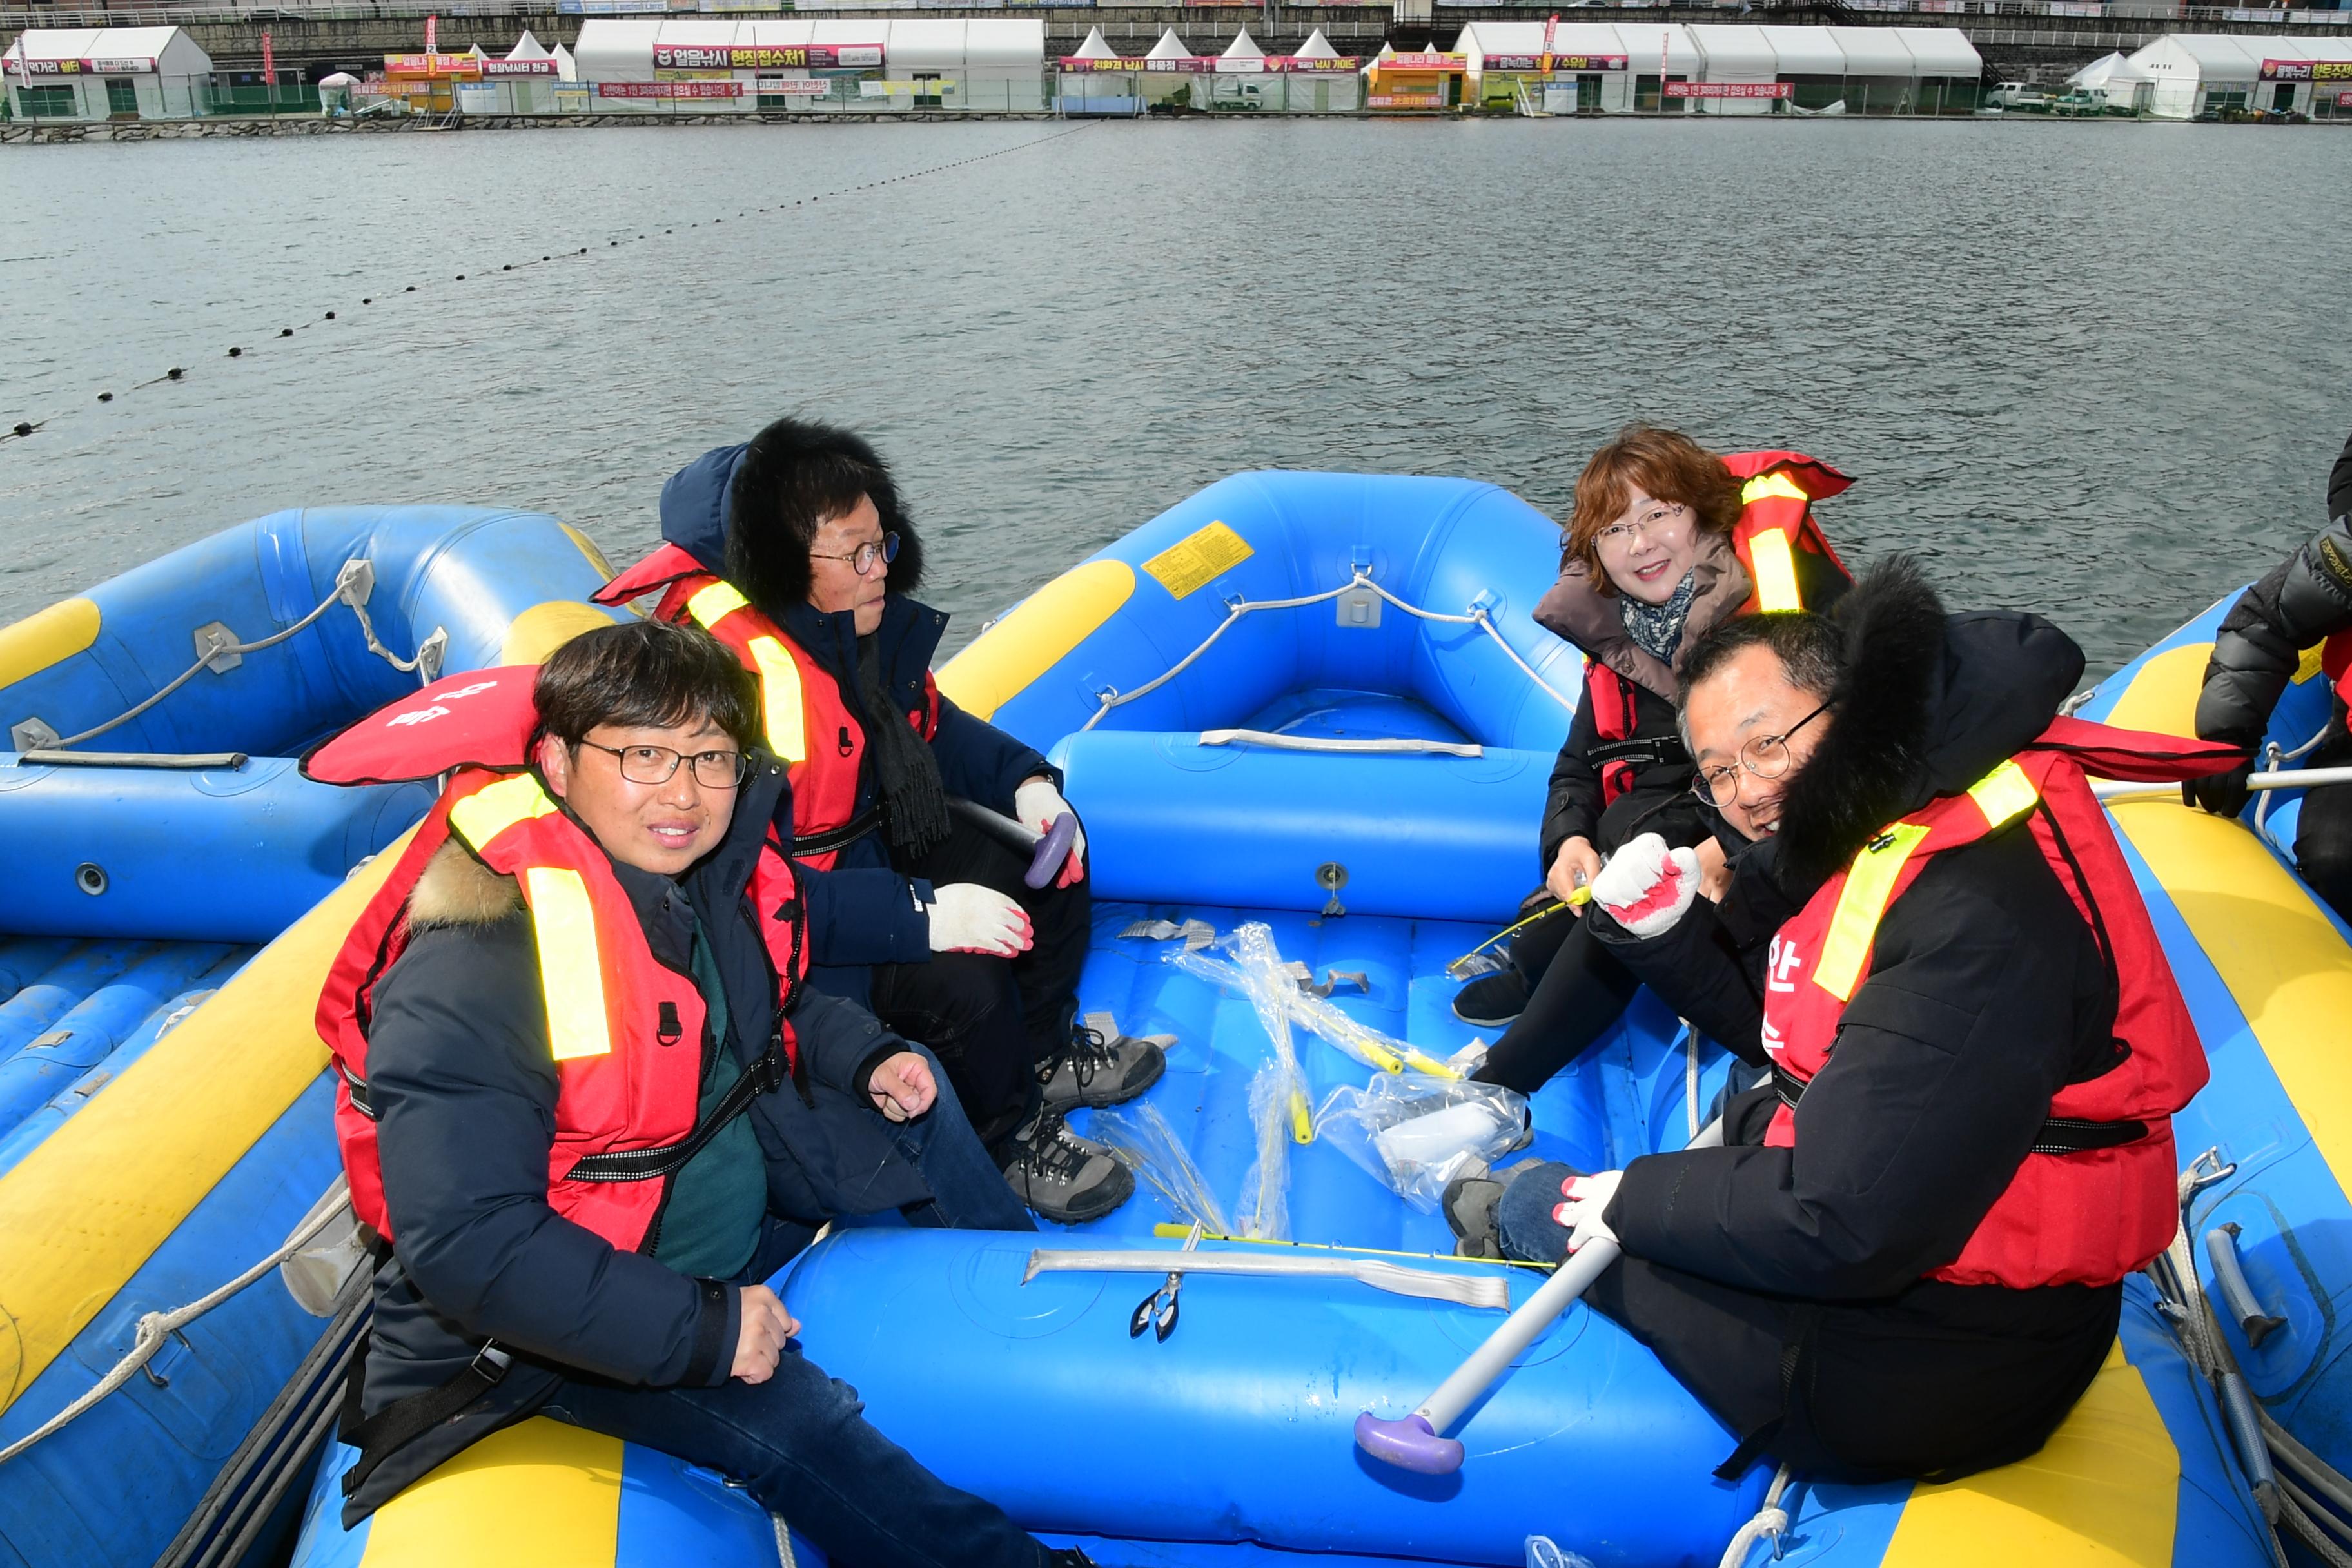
top-left (857, 635), bottom-right (950, 858)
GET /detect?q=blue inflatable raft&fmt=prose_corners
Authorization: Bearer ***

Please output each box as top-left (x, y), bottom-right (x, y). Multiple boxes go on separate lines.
top-left (0, 474), bottom-right (2339, 1567)
top-left (0, 507), bottom-right (621, 1568)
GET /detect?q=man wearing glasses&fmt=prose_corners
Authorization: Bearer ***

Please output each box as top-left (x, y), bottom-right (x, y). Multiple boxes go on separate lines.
top-left (1453, 558), bottom-right (2219, 1488)
top-left (324, 620), bottom-right (1085, 1566)
top-left (596, 418), bottom-right (1164, 1225)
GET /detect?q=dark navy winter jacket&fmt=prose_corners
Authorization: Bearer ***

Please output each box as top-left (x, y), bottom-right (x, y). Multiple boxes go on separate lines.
top-left (656, 445), bottom-right (1055, 1002)
top-left (346, 758), bottom-right (936, 1522)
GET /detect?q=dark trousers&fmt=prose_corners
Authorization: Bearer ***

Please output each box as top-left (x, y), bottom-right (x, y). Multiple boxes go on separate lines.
top-left (2296, 729), bottom-right (2352, 923)
top-left (869, 815), bottom-right (1091, 1149)
top-left (1473, 912), bottom-right (1644, 1095)
top-left (544, 1073), bottom-right (1042, 1568)
top-left (1495, 1162), bottom-right (2121, 1484)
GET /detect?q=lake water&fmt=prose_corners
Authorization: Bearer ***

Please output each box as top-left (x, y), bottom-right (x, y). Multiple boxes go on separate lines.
top-left (2, 116), bottom-right (2348, 674)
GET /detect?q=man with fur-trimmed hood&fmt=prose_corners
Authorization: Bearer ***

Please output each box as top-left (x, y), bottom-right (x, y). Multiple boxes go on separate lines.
top-left (1455, 558), bottom-right (2219, 1484)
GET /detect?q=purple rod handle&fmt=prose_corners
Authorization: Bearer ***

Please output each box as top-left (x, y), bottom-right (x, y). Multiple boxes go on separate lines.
top-left (1352, 1413), bottom-right (1464, 1475)
top-left (946, 798), bottom-right (1079, 889)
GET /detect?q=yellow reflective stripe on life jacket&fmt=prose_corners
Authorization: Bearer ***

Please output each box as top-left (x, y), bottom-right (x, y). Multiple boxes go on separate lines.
top-left (1741, 471), bottom-right (1810, 506)
top-left (685, 580), bottom-right (751, 629)
top-left (1966, 758), bottom-right (2040, 830)
top-left (681, 578), bottom-right (808, 765)
top-left (448, 772), bottom-right (559, 850)
top-left (1814, 822), bottom-right (1932, 1002)
top-left (1747, 527), bottom-right (1803, 613)
top-left (744, 636), bottom-right (807, 765)
top-left (522, 866), bottom-right (612, 1061)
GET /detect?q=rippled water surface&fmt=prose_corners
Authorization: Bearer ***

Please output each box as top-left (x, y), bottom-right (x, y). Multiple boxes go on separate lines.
top-left (3, 117), bottom-right (2348, 672)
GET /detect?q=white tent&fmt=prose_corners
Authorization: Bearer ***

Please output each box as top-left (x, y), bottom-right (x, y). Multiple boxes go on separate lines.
top-left (505, 29), bottom-right (553, 62)
top-left (2068, 49), bottom-right (2152, 108)
top-left (1071, 26), bottom-right (1117, 61)
top-left (1144, 28), bottom-right (1193, 64)
top-left (1220, 28), bottom-right (1268, 72)
top-left (3, 26), bottom-right (213, 120)
top-left (1295, 28), bottom-right (1341, 61)
top-left (551, 43), bottom-right (578, 82)
top-left (2129, 32), bottom-right (2352, 117)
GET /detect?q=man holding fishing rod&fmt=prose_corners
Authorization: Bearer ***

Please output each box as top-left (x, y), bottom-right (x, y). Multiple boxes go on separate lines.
top-left (597, 418), bottom-right (1168, 1224)
top-left (1449, 559), bottom-right (2237, 1484)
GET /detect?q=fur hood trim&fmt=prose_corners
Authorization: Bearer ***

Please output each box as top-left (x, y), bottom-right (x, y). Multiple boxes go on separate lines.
top-left (1772, 556), bottom-right (1946, 887)
top-left (407, 839), bottom-right (522, 928)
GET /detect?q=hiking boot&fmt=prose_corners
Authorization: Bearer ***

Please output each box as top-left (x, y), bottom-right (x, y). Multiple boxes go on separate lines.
top-left (1001, 1108), bottom-right (1134, 1224)
top-left (1443, 1172), bottom-right (1507, 1259)
top-left (1452, 969), bottom-right (1529, 1028)
top-left (1037, 1013), bottom-right (1169, 1113)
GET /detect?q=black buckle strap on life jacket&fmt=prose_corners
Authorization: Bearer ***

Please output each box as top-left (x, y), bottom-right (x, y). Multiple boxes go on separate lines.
top-left (340, 1063), bottom-right (377, 1121)
top-left (1770, 1065), bottom-right (2148, 1155)
top-left (338, 1335), bottom-right (512, 1500)
top-left (1587, 736), bottom-right (1692, 770)
top-left (792, 807), bottom-right (883, 859)
top-left (563, 1043), bottom-right (785, 1185)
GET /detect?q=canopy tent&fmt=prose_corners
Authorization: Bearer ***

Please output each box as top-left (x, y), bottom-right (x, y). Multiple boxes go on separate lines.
top-left (1821, 26), bottom-right (1915, 78)
top-left (1071, 26), bottom-right (1117, 61)
top-left (1690, 24), bottom-right (1776, 82)
top-left (1753, 25), bottom-right (1845, 77)
top-left (2130, 32), bottom-right (2352, 117)
top-left (1295, 29), bottom-right (1341, 61)
top-left (1144, 28), bottom-right (1195, 63)
top-left (2068, 51), bottom-right (2150, 92)
top-left (3, 26), bottom-right (213, 119)
top-left (1892, 28), bottom-right (1981, 79)
top-left (550, 43), bottom-right (577, 81)
top-left (504, 30), bottom-right (553, 62)
top-left (1220, 28), bottom-right (1268, 71)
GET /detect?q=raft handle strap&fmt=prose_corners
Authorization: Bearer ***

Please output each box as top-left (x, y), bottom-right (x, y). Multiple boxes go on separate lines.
top-left (17, 749), bottom-right (249, 770)
top-left (1021, 1248), bottom-right (1511, 1310)
top-left (1079, 568), bottom-right (1574, 734)
top-left (1197, 729), bottom-right (1484, 758)
top-left (32, 558), bottom-right (446, 754)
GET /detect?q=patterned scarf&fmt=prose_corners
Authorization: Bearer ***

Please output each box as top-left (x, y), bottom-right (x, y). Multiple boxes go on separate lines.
top-left (1618, 571), bottom-right (1700, 665)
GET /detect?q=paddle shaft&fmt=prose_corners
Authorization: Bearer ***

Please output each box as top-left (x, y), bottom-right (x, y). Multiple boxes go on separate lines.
top-left (1415, 1237), bottom-right (1620, 1430)
top-left (2094, 767), bottom-right (2352, 803)
top-left (945, 797), bottom-right (1077, 889)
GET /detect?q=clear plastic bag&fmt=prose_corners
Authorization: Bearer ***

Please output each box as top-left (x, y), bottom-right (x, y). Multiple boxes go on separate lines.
top-left (1171, 937), bottom-right (1313, 1146)
top-left (1089, 1101), bottom-right (1231, 1237)
top-left (1314, 1072), bottom-right (1531, 1213)
top-left (1235, 1063), bottom-right (1294, 1240)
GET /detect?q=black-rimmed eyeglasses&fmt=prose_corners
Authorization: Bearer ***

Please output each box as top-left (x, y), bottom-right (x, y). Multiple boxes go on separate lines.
top-left (1690, 700), bottom-right (1832, 807)
top-left (809, 532), bottom-right (901, 577)
top-left (574, 739), bottom-right (750, 790)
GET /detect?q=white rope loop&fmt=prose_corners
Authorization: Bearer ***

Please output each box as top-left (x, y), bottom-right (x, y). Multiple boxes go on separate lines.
top-left (1717, 1463), bottom-right (1793, 1568)
top-left (0, 1191), bottom-right (353, 1467)
top-left (1079, 568), bottom-right (1574, 734)
top-left (46, 557), bottom-right (438, 751)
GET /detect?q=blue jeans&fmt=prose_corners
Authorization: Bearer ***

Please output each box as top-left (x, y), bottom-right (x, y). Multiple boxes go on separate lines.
top-left (1496, 1160), bottom-right (1578, 1264)
top-left (545, 1046), bottom-right (1044, 1568)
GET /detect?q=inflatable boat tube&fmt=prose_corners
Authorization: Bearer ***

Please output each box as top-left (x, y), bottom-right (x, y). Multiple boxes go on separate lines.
top-left (2077, 603), bottom-right (2352, 1481)
top-left (0, 507), bottom-right (624, 1568)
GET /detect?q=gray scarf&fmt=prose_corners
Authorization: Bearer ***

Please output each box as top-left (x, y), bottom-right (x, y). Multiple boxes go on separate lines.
top-left (1618, 571), bottom-right (1700, 665)
top-left (857, 635), bottom-right (950, 859)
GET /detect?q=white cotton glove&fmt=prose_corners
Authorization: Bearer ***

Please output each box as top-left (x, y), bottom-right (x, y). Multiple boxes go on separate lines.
top-left (1589, 833), bottom-right (1701, 939)
top-left (1014, 777), bottom-right (1087, 888)
top-left (1551, 1169), bottom-right (1624, 1255)
top-left (925, 883), bottom-right (1034, 957)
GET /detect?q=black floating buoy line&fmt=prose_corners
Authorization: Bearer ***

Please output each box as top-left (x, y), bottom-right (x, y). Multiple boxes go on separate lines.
top-left (1, 120), bottom-right (1095, 449)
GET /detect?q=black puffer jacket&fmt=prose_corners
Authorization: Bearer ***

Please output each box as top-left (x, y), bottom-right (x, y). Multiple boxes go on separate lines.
top-left (345, 759), bottom-right (934, 1521)
top-left (1602, 560), bottom-right (2124, 1300)
top-left (2195, 426), bottom-right (2352, 749)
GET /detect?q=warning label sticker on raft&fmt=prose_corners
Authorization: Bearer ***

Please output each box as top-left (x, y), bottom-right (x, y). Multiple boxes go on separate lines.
top-left (1142, 522), bottom-right (1255, 601)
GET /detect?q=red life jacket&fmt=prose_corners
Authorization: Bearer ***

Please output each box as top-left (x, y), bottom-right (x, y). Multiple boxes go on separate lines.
top-left (305, 672), bottom-right (807, 1253)
top-left (1720, 450), bottom-right (1854, 616)
top-left (1756, 718), bottom-right (2240, 1289)
top-left (2318, 632), bottom-right (2352, 707)
top-left (1587, 451), bottom-right (1855, 806)
top-left (595, 544), bottom-right (941, 870)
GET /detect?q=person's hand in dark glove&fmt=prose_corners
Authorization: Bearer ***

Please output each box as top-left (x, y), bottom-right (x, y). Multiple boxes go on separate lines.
top-left (2184, 762), bottom-right (2254, 819)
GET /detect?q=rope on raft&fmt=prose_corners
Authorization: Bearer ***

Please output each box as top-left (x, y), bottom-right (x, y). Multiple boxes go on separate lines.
top-left (38, 557), bottom-right (444, 751)
top-left (0, 1184), bottom-right (355, 1467)
top-left (1078, 568), bottom-right (1577, 734)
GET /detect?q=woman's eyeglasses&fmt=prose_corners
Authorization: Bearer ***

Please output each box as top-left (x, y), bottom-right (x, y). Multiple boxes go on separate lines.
top-left (1690, 700), bottom-right (1832, 807)
top-left (809, 532), bottom-right (902, 576)
top-left (1593, 502), bottom-right (1688, 549)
